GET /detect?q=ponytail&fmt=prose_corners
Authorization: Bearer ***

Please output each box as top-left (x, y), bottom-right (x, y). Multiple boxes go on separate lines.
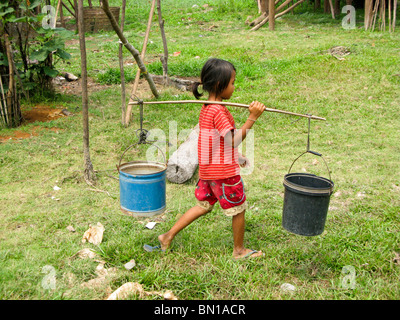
top-left (192, 81), bottom-right (203, 99)
top-left (193, 58), bottom-right (235, 100)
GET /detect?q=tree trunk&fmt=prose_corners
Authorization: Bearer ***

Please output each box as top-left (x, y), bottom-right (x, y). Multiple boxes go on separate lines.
top-left (334, 0), bottom-right (341, 16)
top-left (77, 0), bottom-right (96, 184)
top-left (269, 0), bottom-right (275, 30)
top-left (258, 0), bottom-right (269, 13)
top-left (2, 34), bottom-right (22, 128)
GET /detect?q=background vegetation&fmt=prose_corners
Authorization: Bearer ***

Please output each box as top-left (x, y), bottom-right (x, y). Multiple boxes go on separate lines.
top-left (0, 0), bottom-right (399, 299)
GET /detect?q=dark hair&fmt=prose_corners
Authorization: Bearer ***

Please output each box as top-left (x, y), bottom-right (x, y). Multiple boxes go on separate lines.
top-left (192, 58), bottom-right (236, 99)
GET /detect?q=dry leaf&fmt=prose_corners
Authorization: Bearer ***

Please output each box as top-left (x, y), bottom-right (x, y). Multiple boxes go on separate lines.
top-left (82, 222), bottom-right (105, 245)
top-left (107, 282), bottom-right (145, 300)
top-left (394, 252), bottom-right (400, 265)
top-left (72, 248), bottom-right (105, 264)
top-left (66, 225), bottom-right (75, 232)
top-left (106, 282), bottom-right (178, 300)
top-left (173, 51), bottom-right (181, 57)
top-left (162, 290), bottom-right (178, 300)
top-left (75, 248), bottom-right (98, 259)
top-left (81, 262), bottom-right (118, 289)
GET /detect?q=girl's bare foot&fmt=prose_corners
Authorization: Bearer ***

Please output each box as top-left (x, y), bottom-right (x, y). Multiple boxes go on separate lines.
top-left (158, 233), bottom-right (173, 251)
top-left (233, 248), bottom-right (264, 260)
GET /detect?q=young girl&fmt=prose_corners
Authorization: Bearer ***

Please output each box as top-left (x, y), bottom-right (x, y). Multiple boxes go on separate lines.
top-left (144, 58), bottom-right (265, 259)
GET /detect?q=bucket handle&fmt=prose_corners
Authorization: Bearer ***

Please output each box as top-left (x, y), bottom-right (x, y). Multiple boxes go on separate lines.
top-left (117, 141), bottom-right (167, 172)
top-left (288, 150), bottom-right (332, 182)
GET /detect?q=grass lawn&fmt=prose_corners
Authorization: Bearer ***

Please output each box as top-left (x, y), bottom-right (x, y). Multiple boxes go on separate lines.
top-left (0, 0), bottom-right (399, 300)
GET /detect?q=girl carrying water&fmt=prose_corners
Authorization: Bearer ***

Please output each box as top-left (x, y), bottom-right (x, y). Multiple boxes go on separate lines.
top-left (144, 58), bottom-right (265, 259)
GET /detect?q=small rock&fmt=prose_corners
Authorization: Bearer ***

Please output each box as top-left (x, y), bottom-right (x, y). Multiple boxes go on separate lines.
top-left (61, 109), bottom-right (74, 116)
top-left (63, 72), bottom-right (78, 82)
top-left (280, 283), bottom-right (296, 293)
top-left (163, 290), bottom-right (178, 300)
top-left (357, 191), bottom-right (366, 198)
top-left (124, 259), bottom-right (136, 270)
top-left (66, 225), bottom-right (75, 232)
top-left (145, 222), bottom-right (157, 229)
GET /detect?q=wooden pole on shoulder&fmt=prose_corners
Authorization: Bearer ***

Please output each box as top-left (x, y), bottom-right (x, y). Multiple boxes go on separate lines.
top-left (128, 100), bottom-right (326, 121)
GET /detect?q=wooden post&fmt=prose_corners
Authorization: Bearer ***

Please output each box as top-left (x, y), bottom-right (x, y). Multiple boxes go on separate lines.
top-left (269, 0), bottom-right (275, 30)
top-left (365, 0), bottom-right (373, 30)
top-left (124, 0), bottom-right (157, 126)
top-left (157, 0), bottom-right (169, 85)
top-left (0, 72), bottom-right (9, 126)
top-left (259, 0), bottom-right (269, 13)
top-left (118, 0), bottom-right (126, 125)
top-left (251, 0), bottom-right (307, 31)
top-left (328, 0), bottom-right (335, 19)
top-left (100, 0), bottom-right (159, 101)
top-left (77, 0), bottom-right (96, 184)
top-left (59, 1), bottom-right (66, 28)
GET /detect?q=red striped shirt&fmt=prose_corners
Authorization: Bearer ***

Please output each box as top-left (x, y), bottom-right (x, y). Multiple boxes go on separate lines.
top-left (198, 104), bottom-right (240, 180)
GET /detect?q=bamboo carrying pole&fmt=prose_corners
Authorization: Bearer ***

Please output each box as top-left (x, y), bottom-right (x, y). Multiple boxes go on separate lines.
top-left (128, 100), bottom-right (326, 121)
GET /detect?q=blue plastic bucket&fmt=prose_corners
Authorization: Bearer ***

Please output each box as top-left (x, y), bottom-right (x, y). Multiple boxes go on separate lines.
top-left (118, 142), bottom-right (167, 217)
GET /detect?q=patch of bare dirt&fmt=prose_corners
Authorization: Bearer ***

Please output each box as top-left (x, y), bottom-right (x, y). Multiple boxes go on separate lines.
top-left (53, 76), bottom-right (112, 96)
top-left (22, 104), bottom-right (65, 123)
top-left (0, 125), bottom-right (63, 143)
top-left (0, 105), bottom-right (67, 143)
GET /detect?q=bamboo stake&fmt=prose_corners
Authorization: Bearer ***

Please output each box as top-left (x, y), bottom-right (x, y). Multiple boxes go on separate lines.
top-left (125, 0), bottom-right (157, 126)
top-left (53, 0), bottom-right (62, 29)
top-left (328, 0), bottom-right (335, 19)
top-left (365, 0), bottom-right (373, 30)
top-left (128, 100), bottom-right (326, 121)
top-left (382, 0), bottom-right (386, 31)
top-left (372, 0), bottom-right (380, 31)
top-left (0, 75), bottom-right (8, 126)
top-left (251, 0), bottom-right (306, 31)
top-left (389, 0), bottom-right (392, 32)
top-left (100, 0), bottom-right (159, 99)
top-left (5, 34), bottom-right (14, 125)
top-left (118, 0), bottom-right (126, 125)
top-left (157, 0), bottom-right (168, 85)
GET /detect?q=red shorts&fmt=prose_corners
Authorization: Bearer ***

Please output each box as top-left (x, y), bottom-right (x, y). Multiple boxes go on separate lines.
top-left (194, 175), bottom-right (247, 216)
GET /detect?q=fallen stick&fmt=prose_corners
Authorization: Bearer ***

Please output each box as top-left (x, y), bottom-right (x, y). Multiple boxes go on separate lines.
top-left (128, 100), bottom-right (326, 121)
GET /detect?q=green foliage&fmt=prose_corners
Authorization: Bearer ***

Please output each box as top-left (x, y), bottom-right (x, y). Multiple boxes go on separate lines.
top-left (0, 0), bottom-right (400, 300)
top-left (96, 67), bottom-right (136, 85)
top-left (0, 0), bottom-right (73, 95)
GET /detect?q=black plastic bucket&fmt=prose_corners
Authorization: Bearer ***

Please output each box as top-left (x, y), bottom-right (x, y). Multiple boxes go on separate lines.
top-left (282, 151), bottom-right (334, 236)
